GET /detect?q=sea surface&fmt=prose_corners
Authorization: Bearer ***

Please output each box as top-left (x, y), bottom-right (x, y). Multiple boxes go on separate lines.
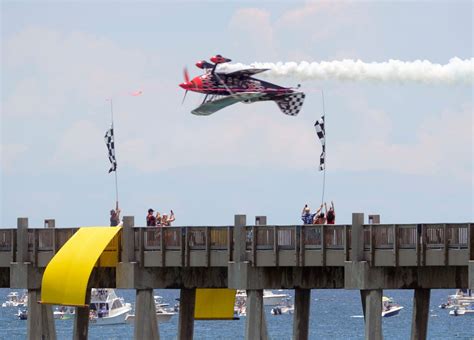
top-left (0, 288), bottom-right (472, 339)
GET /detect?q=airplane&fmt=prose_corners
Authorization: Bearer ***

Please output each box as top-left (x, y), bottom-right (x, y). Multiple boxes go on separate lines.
top-left (179, 55), bottom-right (306, 116)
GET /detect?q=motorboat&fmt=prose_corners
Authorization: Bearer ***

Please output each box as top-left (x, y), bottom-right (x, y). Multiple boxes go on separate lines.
top-left (126, 295), bottom-right (176, 324)
top-left (441, 289), bottom-right (474, 309)
top-left (2, 291), bottom-right (27, 307)
top-left (271, 298), bottom-right (294, 315)
top-left (382, 296), bottom-right (403, 317)
top-left (88, 289), bottom-right (132, 325)
top-left (17, 308), bottom-right (28, 320)
top-left (235, 290), bottom-right (290, 306)
top-left (54, 306), bottom-right (75, 320)
top-left (449, 305), bottom-right (474, 316)
top-left (154, 295), bottom-right (176, 322)
top-left (263, 290), bottom-right (290, 306)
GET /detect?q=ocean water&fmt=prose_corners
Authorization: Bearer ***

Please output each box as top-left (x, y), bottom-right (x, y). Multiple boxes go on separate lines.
top-left (0, 288), bottom-right (472, 339)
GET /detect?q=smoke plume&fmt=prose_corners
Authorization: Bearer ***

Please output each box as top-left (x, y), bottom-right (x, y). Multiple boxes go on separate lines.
top-left (220, 57), bottom-right (473, 85)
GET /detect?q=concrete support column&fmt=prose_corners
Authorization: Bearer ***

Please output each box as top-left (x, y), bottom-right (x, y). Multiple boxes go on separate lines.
top-left (234, 215), bottom-right (247, 262)
top-left (363, 289), bottom-right (383, 340)
top-left (17, 217), bottom-right (29, 263)
top-left (134, 289), bottom-right (159, 340)
top-left (73, 290), bottom-right (90, 340)
top-left (72, 289), bottom-right (90, 340)
top-left (245, 289), bottom-right (268, 340)
top-left (351, 213), bottom-right (365, 262)
top-left (293, 288), bottom-right (311, 340)
top-left (27, 289), bottom-right (56, 340)
top-left (410, 288), bottom-right (430, 340)
top-left (122, 216), bottom-right (135, 262)
top-left (178, 288), bottom-right (196, 340)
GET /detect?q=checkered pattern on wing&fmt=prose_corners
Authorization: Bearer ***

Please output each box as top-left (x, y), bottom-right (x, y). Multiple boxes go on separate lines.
top-left (104, 128), bottom-right (117, 173)
top-left (314, 116), bottom-right (325, 171)
top-left (276, 92), bottom-right (306, 116)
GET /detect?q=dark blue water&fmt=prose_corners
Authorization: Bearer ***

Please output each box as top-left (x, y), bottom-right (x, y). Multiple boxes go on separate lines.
top-left (0, 288), bottom-right (472, 339)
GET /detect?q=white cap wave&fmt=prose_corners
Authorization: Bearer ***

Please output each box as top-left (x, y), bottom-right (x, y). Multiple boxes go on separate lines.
top-left (220, 58), bottom-right (473, 85)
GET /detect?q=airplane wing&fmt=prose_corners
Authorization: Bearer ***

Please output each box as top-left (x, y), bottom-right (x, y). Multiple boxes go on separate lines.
top-left (191, 92), bottom-right (265, 116)
top-left (222, 68), bottom-right (270, 77)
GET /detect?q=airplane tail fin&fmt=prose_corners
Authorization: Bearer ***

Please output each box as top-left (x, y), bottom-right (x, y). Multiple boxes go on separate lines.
top-left (275, 92), bottom-right (305, 116)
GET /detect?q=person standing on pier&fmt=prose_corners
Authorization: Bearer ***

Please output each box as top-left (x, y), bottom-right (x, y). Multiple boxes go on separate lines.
top-left (161, 210), bottom-right (175, 226)
top-left (146, 208), bottom-right (156, 226)
top-left (110, 208), bottom-right (121, 226)
top-left (326, 201), bottom-right (335, 224)
top-left (301, 204), bottom-right (319, 224)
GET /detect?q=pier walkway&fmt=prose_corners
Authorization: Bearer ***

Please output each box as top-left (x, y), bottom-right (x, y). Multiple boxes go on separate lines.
top-left (0, 213), bottom-right (472, 340)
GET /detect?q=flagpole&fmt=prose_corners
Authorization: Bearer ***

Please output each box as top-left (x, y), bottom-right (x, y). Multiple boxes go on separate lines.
top-left (321, 90), bottom-right (326, 207)
top-left (110, 99), bottom-right (119, 210)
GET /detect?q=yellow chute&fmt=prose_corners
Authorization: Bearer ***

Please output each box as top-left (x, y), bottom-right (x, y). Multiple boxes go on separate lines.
top-left (41, 227), bottom-right (121, 306)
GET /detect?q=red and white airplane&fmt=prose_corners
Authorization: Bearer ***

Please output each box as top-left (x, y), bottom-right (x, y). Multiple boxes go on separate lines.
top-left (179, 55), bottom-right (305, 116)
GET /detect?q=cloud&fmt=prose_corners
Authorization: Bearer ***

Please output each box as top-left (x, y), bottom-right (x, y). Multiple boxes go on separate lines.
top-left (3, 27), bottom-right (157, 118)
top-left (330, 105), bottom-right (473, 181)
top-left (51, 120), bottom-right (105, 167)
top-left (228, 8), bottom-right (277, 59)
top-left (1, 143), bottom-right (28, 173)
top-left (276, 2), bottom-right (360, 41)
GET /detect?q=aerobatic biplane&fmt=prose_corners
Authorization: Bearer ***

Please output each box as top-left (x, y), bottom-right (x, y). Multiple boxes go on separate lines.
top-left (179, 55), bottom-right (306, 116)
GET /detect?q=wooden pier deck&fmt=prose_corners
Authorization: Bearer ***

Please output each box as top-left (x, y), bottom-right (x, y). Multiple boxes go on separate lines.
top-left (0, 213), bottom-right (472, 340)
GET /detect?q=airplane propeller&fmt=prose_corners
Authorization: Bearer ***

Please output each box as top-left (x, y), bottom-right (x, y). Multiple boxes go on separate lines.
top-left (181, 90), bottom-right (188, 104)
top-left (184, 67), bottom-right (190, 83)
top-left (182, 67), bottom-right (189, 104)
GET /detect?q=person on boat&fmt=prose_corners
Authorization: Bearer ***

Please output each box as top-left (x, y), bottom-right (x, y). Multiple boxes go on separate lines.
top-left (326, 201), bottom-right (335, 224)
top-left (110, 208), bottom-right (121, 226)
top-left (146, 209), bottom-right (156, 226)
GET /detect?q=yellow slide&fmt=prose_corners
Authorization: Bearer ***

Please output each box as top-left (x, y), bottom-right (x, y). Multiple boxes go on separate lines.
top-left (41, 226), bottom-right (236, 319)
top-left (41, 227), bottom-right (121, 306)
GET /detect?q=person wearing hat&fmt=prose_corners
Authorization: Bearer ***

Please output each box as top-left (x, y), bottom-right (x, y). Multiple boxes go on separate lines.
top-left (161, 210), bottom-right (175, 226)
top-left (301, 204), bottom-right (321, 225)
top-left (146, 208), bottom-right (157, 226)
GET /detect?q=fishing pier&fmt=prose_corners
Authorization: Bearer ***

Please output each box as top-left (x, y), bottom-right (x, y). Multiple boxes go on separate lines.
top-left (0, 213), bottom-right (472, 340)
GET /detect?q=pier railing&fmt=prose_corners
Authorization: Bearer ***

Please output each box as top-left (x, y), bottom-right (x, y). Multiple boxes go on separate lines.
top-left (0, 223), bottom-right (471, 268)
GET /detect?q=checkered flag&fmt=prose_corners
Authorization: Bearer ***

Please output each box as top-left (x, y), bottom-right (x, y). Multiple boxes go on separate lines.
top-left (104, 128), bottom-right (117, 173)
top-left (275, 92), bottom-right (306, 116)
top-left (314, 115), bottom-right (325, 171)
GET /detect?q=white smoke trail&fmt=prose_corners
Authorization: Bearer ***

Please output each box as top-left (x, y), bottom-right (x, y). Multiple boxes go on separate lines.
top-left (219, 57), bottom-right (474, 85)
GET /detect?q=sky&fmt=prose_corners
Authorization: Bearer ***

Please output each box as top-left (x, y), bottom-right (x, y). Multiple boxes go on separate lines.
top-left (1, 1), bottom-right (473, 227)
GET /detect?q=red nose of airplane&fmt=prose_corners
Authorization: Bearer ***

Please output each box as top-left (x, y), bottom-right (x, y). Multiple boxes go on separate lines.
top-left (179, 82), bottom-right (191, 89)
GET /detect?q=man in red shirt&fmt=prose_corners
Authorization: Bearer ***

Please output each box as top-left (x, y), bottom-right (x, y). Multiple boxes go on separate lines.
top-left (146, 208), bottom-right (156, 226)
top-left (326, 201), bottom-right (336, 224)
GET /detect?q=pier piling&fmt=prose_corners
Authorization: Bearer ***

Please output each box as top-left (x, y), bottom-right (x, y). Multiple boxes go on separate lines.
top-left (135, 289), bottom-right (159, 340)
top-left (293, 288), bottom-right (311, 340)
top-left (73, 290), bottom-right (90, 340)
top-left (178, 288), bottom-right (196, 340)
top-left (410, 288), bottom-right (430, 340)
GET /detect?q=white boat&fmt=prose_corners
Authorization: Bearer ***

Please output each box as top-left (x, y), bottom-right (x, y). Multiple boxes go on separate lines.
top-left (263, 290), bottom-right (290, 306)
top-left (382, 296), bottom-right (403, 317)
top-left (88, 289), bottom-right (132, 325)
top-left (235, 290), bottom-right (290, 306)
top-left (17, 308), bottom-right (28, 320)
top-left (54, 306), bottom-right (75, 320)
top-left (449, 305), bottom-right (474, 316)
top-left (2, 291), bottom-right (27, 307)
top-left (271, 298), bottom-right (294, 315)
top-left (126, 295), bottom-right (176, 324)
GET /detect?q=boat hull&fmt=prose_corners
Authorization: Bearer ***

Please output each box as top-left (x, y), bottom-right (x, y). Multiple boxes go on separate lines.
top-left (90, 306), bottom-right (131, 325)
top-left (382, 306), bottom-right (403, 317)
